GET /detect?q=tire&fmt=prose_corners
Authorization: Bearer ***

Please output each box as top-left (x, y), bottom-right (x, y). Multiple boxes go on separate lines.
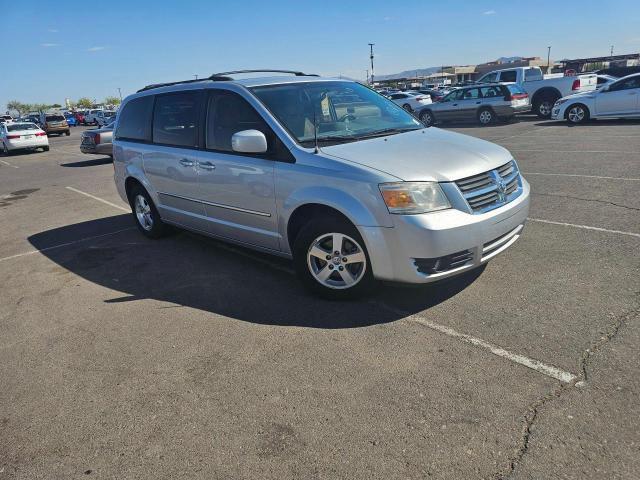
top-left (419, 109), bottom-right (435, 127)
top-left (565, 103), bottom-right (590, 125)
top-left (402, 103), bottom-right (413, 112)
top-left (2, 142), bottom-right (10, 156)
top-left (42, 146), bottom-right (50, 152)
top-left (129, 185), bottom-right (171, 239)
top-left (534, 95), bottom-right (558, 118)
top-left (477, 108), bottom-right (494, 126)
top-left (65, 130), bottom-right (70, 136)
top-left (293, 216), bottom-right (374, 300)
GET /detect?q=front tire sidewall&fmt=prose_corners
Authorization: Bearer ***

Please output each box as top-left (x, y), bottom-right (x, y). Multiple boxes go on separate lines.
top-left (420, 110), bottom-right (434, 127)
top-left (566, 104), bottom-right (589, 124)
top-left (293, 217), bottom-right (374, 299)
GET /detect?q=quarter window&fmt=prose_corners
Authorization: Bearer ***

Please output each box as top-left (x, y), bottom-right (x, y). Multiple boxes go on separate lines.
top-left (609, 76), bottom-right (640, 92)
top-left (115, 96), bottom-right (153, 142)
top-left (152, 92), bottom-right (200, 147)
top-left (480, 86), bottom-right (503, 98)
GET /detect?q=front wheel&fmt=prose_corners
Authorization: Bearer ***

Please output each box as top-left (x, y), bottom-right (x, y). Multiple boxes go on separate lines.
top-left (566, 104), bottom-right (589, 124)
top-left (293, 217), bottom-right (374, 299)
top-left (402, 103), bottom-right (413, 112)
top-left (2, 142), bottom-right (10, 156)
top-left (419, 110), bottom-right (435, 127)
top-left (534, 97), bottom-right (557, 118)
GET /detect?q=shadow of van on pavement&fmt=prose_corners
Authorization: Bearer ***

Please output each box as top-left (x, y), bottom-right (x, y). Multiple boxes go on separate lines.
top-left (28, 215), bottom-right (484, 329)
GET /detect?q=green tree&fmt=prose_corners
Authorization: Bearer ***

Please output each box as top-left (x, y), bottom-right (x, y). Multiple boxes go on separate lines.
top-left (104, 96), bottom-right (121, 106)
top-left (50, 103), bottom-right (62, 108)
top-left (76, 97), bottom-right (93, 109)
top-left (6, 100), bottom-right (29, 117)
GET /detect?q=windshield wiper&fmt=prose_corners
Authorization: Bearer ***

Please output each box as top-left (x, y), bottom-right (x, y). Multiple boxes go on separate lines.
top-left (356, 127), bottom-right (421, 139)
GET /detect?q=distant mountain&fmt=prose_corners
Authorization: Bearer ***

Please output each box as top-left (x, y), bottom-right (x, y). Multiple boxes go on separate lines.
top-left (376, 57), bottom-right (524, 81)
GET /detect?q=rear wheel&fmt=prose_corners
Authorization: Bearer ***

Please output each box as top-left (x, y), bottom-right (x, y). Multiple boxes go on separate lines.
top-left (293, 216), bottom-right (374, 299)
top-left (42, 146), bottom-right (50, 152)
top-left (566, 103), bottom-right (590, 124)
top-left (477, 108), bottom-right (494, 126)
top-left (419, 109), bottom-right (435, 127)
top-left (534, 95), bottom-right (558, 118)
top-left (65, 130), bottom-right (70, 136)
top-left (129, 185), bottom-right (171, 239)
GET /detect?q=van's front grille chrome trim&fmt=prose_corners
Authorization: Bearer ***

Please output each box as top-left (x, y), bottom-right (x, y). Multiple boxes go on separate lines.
top-left (157, 191), bottom-right (272, 217)
top-left (455, 160), bottom-right (523, 214)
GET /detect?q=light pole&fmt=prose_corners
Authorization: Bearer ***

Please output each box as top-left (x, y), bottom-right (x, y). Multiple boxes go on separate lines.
top-left (194, 74), bottom-right (198, 80)
top-left (547, 46), bottom-right (551, 73)
top-left (368, 43), bottom-right (375, 85)
top-left (365, 70), bottom-right (369, 84)
top-left (117, 88), bottom-right (122, 102)
top-left (610, 45), bottom-right (614, 57)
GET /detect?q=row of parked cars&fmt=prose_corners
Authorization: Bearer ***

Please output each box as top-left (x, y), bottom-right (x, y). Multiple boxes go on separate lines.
top-left (377, 66), bottom-right (640, 126)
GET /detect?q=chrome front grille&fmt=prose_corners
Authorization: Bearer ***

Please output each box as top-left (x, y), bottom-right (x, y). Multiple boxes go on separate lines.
top-left (455, 160), bottom-right (522, 214)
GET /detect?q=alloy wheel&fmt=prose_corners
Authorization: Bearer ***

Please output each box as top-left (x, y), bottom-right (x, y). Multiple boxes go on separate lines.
top-left (567, 106), bottom-right (585, 123)
top-left (479, 110), bottom-right (493, 124)
top-left (307, 232), bottom-right (367, 290)
top-left (538, 101), bottom-right (552, 116)
top-left (134, 194), bottom-right (154, 231)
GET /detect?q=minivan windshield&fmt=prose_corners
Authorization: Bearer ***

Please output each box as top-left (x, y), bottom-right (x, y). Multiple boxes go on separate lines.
top-left (251, 81), bottom-right (422, 146)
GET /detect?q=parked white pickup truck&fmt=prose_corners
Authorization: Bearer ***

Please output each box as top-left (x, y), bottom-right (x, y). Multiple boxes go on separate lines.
top-left (476, 67), bottom-right (597, 118)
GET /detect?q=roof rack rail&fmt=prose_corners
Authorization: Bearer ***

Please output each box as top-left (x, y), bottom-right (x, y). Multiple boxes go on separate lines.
top-left (209, 69), bottom-right (318, 81)
top-left (137, 78), bottom-right (204, 93)
top-left (137, 70), bottom-right (318, 93)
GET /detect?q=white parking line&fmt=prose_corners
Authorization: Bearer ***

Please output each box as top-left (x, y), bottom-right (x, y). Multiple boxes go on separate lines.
top-left (509, 149), bottom-right (640, 154)
top-left (65, 186), bottom-right (129, 212)
top-left (491, 125), bottom-right (553, 142)
top-left (408, 316), bottom-right (577, 383)
top-left (523, 172), bottom-right (640, 182)
top-left (0, 159), bottom-right (19, 168)
top-left (0, 227), bottom-right (135, 263)
top-left (528, 218), bottom-right (640, 239)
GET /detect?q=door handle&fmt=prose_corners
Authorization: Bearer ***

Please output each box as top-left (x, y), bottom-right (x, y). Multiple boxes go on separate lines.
top-left (476, 101), bottom-right (481, 104)
top-left (198, 161), bottom-right (216, 171)
top-left (452, 103), bottom-right (458, 106)
top-left (179, 158), bottom-right (194, 167)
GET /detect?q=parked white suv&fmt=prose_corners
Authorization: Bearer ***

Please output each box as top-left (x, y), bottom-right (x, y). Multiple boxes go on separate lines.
top-left (113, 70), bottom-right (530, 298)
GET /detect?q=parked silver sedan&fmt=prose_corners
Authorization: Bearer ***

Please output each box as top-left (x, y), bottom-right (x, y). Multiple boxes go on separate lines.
top-left (80, 122), bottom-right (114, 156)
top-left (416, 83), bottom-right (531, 127)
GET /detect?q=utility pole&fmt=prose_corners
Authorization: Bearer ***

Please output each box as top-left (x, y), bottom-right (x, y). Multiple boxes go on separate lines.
top-left (194, 74), bottom-right (198, 80)
top-left (368, 43), bottom-right (375, 85)
top-left (365, 69), bottom-right (369, 84)
top-left (547, 46), bottom-right (552, 73)
top-left (610, 45), bottom-right (614, 57)
top-left (117, 87), bottom-right (122, 102)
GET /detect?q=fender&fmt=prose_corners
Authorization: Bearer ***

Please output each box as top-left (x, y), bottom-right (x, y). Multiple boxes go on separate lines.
top-left (280, 185), bottom-right (393, 249)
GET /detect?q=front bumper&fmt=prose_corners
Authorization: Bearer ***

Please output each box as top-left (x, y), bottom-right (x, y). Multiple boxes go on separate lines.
top-left (359, 178), bottom-right (530, 284)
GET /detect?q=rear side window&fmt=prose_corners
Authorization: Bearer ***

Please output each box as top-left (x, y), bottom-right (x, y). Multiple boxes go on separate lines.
top-left (152, 92), bottom-right (200, 147)
top-left (500, 70), bottom-right (517, 82)
top-left (8, 123), bottom-right (38, 131)
top-left (116, 96), bottom-right (153, 142)
top-left (480, 86), bottom-right (503, 98)
top-left (46, 115), bottom-right (65, 121)
top-left (462, 88), bottom-right (481, 99)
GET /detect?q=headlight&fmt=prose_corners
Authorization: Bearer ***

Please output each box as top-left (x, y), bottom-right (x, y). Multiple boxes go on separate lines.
top-left (555, 98), bottom-right (569, 106)
top-left (379, 182), bottom-right (451, 214)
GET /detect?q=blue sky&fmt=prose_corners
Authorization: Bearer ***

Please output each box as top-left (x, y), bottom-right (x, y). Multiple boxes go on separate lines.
top-left (2, 0), bottom-right (639, 110)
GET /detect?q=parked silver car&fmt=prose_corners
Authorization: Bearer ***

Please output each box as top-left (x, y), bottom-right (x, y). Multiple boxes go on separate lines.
top-left (113, 70), bottom-right (530, 298)
top-left (416, 83), bottom-right (531, 127)
top-left (80, 122), bottom-right (114, 156)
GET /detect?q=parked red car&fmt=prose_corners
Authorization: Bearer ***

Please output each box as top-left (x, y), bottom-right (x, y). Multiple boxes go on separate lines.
top-left (74, 112), bottom-right (85, 125)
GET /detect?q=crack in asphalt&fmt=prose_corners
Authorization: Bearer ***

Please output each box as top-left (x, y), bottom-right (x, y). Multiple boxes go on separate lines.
top-left (496, 301), bottom-right (640, 479)
top-left (532, 192), bottom-right (640, 212)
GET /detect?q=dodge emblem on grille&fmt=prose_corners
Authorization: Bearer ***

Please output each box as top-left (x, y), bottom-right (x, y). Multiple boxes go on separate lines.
top-left (495, 177), bottom-right (507, 202)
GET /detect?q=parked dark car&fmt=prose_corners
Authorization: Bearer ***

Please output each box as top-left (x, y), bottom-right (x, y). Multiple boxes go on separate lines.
top-left (415, 83), bottom-right (531, 127)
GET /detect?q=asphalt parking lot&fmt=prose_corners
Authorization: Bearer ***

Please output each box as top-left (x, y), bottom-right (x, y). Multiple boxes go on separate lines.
top-left (1, 119), bottom-right (638, 479)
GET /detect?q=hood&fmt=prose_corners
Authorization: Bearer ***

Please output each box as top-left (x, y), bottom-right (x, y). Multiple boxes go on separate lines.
top-left (321, 127), bottom-right (513, 182)
top-left (560, 90), bottom-right (597, 101)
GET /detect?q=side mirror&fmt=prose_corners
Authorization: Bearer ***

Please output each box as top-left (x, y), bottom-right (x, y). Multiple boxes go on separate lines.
top-left (231, 129), bottom-right (268, 154)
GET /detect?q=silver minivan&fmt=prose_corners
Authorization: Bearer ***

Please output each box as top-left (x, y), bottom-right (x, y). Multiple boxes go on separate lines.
top-left (113, 70), bottom-right (530, 299)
